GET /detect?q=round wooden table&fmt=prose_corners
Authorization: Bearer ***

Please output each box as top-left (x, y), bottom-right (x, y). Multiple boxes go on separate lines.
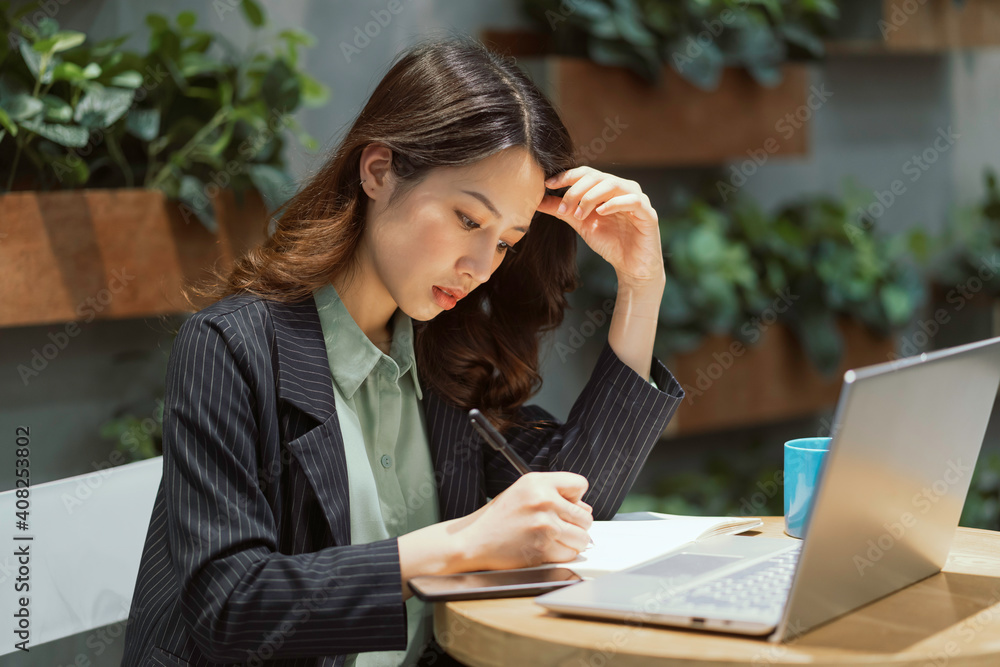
top-left (433, 516), bottom-right (1000, 666)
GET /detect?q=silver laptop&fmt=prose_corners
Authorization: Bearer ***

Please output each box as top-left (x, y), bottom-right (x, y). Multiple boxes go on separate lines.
top-left (535, 335), bottom-right (1000, 643)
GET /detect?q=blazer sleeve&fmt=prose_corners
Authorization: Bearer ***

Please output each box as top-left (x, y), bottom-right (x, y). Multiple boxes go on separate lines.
top-left (163, 313), bottom-right (408, 662)
top-left (483, 337), bottom-right (685, 521)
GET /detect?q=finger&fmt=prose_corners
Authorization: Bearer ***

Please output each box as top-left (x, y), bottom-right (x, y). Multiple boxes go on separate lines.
top-left (557, 497), bottom-right (594, 532)
top-left (543, 165), bottom-right (594, 190)
top-left (551, 519), bottom-right (591, 554)
top-left (555, 172), bottom-right (603, 219)
top-left (594, 193), bottom-right (653, 221)
top-left (536, 193), bottom-right (583, 233)
top-left (571, 179), bottom-right (624, 221)
top-left (547, 471), bottom-right (590, 502)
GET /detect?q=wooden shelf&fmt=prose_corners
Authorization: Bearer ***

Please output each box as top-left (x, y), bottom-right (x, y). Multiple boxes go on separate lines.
top-left (827, 0), bottom-right (1000, 53)
top-left (661, 319), bottom-right (896, 437)
top-left (482, 30), bottom-right (810, 167)
top-left (0, 188), bottom-right (269, 328)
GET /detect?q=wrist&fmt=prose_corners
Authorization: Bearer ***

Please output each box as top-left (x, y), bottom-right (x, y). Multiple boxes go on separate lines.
top-left (399, 517), bottom-right (475, 601)
top-left (616, 273), bottom-right (665, 301)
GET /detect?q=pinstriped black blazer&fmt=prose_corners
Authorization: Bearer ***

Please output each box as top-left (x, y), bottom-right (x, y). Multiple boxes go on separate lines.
top-left (121, 291), bottom-right (684, 667)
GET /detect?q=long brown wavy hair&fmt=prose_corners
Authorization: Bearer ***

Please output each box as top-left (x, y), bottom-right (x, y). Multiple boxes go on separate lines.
top-left (185, 36), bottom-right (581, 436)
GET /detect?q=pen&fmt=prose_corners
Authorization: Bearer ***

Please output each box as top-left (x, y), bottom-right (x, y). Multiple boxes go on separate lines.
top-left (467, 408), bottom-right (595, 547)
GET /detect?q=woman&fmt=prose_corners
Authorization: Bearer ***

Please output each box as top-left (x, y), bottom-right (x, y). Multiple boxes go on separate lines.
top-left (122, 37), bottom-right (684, 667)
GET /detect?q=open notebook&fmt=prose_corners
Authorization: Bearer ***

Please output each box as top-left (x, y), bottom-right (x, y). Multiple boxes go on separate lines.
top-left (518, 511), bottom-right (763, 579)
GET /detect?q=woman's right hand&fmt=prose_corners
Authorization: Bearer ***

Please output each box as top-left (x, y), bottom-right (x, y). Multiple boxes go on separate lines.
top-left (457, 471), bottom-right (594, 571)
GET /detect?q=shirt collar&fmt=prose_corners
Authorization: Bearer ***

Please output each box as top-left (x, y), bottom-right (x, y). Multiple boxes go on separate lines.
top-left (312, 281), bottom-right (423, 401)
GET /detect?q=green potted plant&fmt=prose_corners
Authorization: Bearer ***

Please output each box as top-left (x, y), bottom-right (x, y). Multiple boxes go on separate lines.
top-left (577, 181), bottom-right (926, 435)
top-left (521, 0), bottom-right (839, 88)
top-left (482, 1), bottom-right (832, 166)
top-left (0, 0), bottom-right (329, 326)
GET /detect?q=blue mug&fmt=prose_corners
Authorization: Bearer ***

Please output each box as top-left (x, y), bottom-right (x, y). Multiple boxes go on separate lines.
top-left (783, 437), bottom-right (831, 539)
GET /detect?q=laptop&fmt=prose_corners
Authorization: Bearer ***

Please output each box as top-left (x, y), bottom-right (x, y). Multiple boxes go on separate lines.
top-left (535, 335), bottom-right (1000, 643)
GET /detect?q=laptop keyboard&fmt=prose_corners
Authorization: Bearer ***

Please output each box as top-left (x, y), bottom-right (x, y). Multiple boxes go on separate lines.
top-left (669, 544), bottom-right (802, 614)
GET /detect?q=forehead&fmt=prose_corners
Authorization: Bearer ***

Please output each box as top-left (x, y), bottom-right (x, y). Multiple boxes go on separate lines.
top-left (425, 148), bottom-right (546, 223)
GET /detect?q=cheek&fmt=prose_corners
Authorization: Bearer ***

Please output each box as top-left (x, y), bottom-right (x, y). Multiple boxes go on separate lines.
top-left (374, 215), bottom-right (457, 281)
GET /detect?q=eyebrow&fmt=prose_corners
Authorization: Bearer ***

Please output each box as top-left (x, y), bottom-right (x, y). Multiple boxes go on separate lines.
top-left (461, 189), bottom-right (528, 234)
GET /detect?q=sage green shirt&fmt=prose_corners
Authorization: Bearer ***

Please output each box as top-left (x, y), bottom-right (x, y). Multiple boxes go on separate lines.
top-left (313, 282), bottom-right (441, 667)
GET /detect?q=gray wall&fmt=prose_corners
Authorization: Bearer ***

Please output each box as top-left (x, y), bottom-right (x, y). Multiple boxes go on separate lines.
top-left (3, 1), bottom-right (998, 663)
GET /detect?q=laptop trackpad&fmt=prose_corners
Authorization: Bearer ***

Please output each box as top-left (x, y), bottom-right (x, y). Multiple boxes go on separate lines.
top-left (628, 553), bottom-right (744, 583)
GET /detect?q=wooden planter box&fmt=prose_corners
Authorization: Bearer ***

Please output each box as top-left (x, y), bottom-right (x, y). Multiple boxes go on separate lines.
top-left (828, 0), bottom-right (1000, 53)
top-left (480, 30), bottom-right (810, 167)
top-left (0, 188), bottom-right (269, 328)
top-left (662, 319), bottom-right (896, 437)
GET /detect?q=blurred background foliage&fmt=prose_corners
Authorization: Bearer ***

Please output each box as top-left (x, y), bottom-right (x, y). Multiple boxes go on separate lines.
top-left (46, 0), bottom-right (996, 533)
top-left (0, 0), bottom-right (329, 230)
top-left (522, 0), bottom-right (840, 88)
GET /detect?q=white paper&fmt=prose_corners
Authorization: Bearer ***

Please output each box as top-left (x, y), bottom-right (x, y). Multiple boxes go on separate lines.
top-left (518, 511), bottom-right (762, 579)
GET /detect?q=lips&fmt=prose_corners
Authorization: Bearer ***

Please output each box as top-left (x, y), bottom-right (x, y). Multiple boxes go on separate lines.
top-left (434, 286), bottom-right (467, 300)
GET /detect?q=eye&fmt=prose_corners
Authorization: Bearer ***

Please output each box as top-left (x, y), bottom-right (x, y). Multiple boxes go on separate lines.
top-left (457, 211), bottom-right (518, 255)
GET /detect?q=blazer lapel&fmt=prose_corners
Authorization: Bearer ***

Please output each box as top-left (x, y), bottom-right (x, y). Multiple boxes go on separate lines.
top-left (265, 294), bottom-right (486, 547)
top-left (267, 296), bottom-right (351, 546)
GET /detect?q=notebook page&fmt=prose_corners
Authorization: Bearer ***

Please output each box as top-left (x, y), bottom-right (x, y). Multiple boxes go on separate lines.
top-left (518, 514), bottom-right (762, 579)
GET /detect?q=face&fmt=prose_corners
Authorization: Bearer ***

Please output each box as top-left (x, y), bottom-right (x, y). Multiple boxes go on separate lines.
top-left (360, 145), bottom-right (546, 321)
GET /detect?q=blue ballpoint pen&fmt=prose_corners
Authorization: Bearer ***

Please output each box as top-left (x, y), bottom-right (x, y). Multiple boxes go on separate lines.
top-left (467, 408), bottom-right (595, 547)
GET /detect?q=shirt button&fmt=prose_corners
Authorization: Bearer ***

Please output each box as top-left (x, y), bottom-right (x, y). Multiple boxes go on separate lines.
top-left (381, 454), bottom-right (392, 468)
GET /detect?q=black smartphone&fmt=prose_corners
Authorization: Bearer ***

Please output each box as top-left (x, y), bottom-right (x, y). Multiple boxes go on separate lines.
top-left (408, 567), bottom-right (583, 602)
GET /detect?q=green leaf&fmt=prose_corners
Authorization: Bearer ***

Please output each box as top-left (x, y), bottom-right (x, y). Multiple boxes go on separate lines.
top-left (297, 72), bottom-right (330, 108)
top-left (177, 11), bottom-right (197, 29)
top-left (145, 14), bottom-right (169, 32)
top-left (50, 152), bottom-right (90, 186)
top-left (74, 85), bottom-right (135, 128)
top-left (51, 61), bottom-right (84, 82)
top-left (18, 117), bottom-right (89, 147)
top-left (0, 107), bottom-right (17, 137)
top-left (779, 22), bottom-right (825, 57)
top-left (40, 94), bottom-right (72, 122)
top-left (278, 28), bottom-right (316, 49)
top-left (126, 108), bottom-right (160, 141)
top-left (18, 36), bottom-right (54, 83)
top-left (879, 284), bottom-right (913, 326)
top-left (81, 62), bottom-right (102, 79)
top-left (177, 175), bottom-right (217, 232)
top-left (3, 93), bottom-right (44, 121)
top-left (33, 30), bottom-right (86, 54)
top-left (109, 70), bottom-right (144, 88)
top-left (91, 35), bottom-right (129, 59)
top-left (261, 59), bottom-right (300, 112)
top-left (240, 0), bottom-right (266, 27)
top-left (247, 163), bottom-right (296, 212)
top-left (178, 52), bottom-right (227, 77)
top-left (792, 310), bottom-right (843, 376)
top-left (666, 37), bottom-right (723, 90)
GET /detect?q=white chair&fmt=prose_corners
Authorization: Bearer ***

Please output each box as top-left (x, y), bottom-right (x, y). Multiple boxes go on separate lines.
top-left (0, 456), bottom-right (162, 656)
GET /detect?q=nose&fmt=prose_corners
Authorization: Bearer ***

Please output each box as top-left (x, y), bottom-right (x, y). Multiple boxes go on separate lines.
top-left (458, 236), bottom-right (497, 285)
